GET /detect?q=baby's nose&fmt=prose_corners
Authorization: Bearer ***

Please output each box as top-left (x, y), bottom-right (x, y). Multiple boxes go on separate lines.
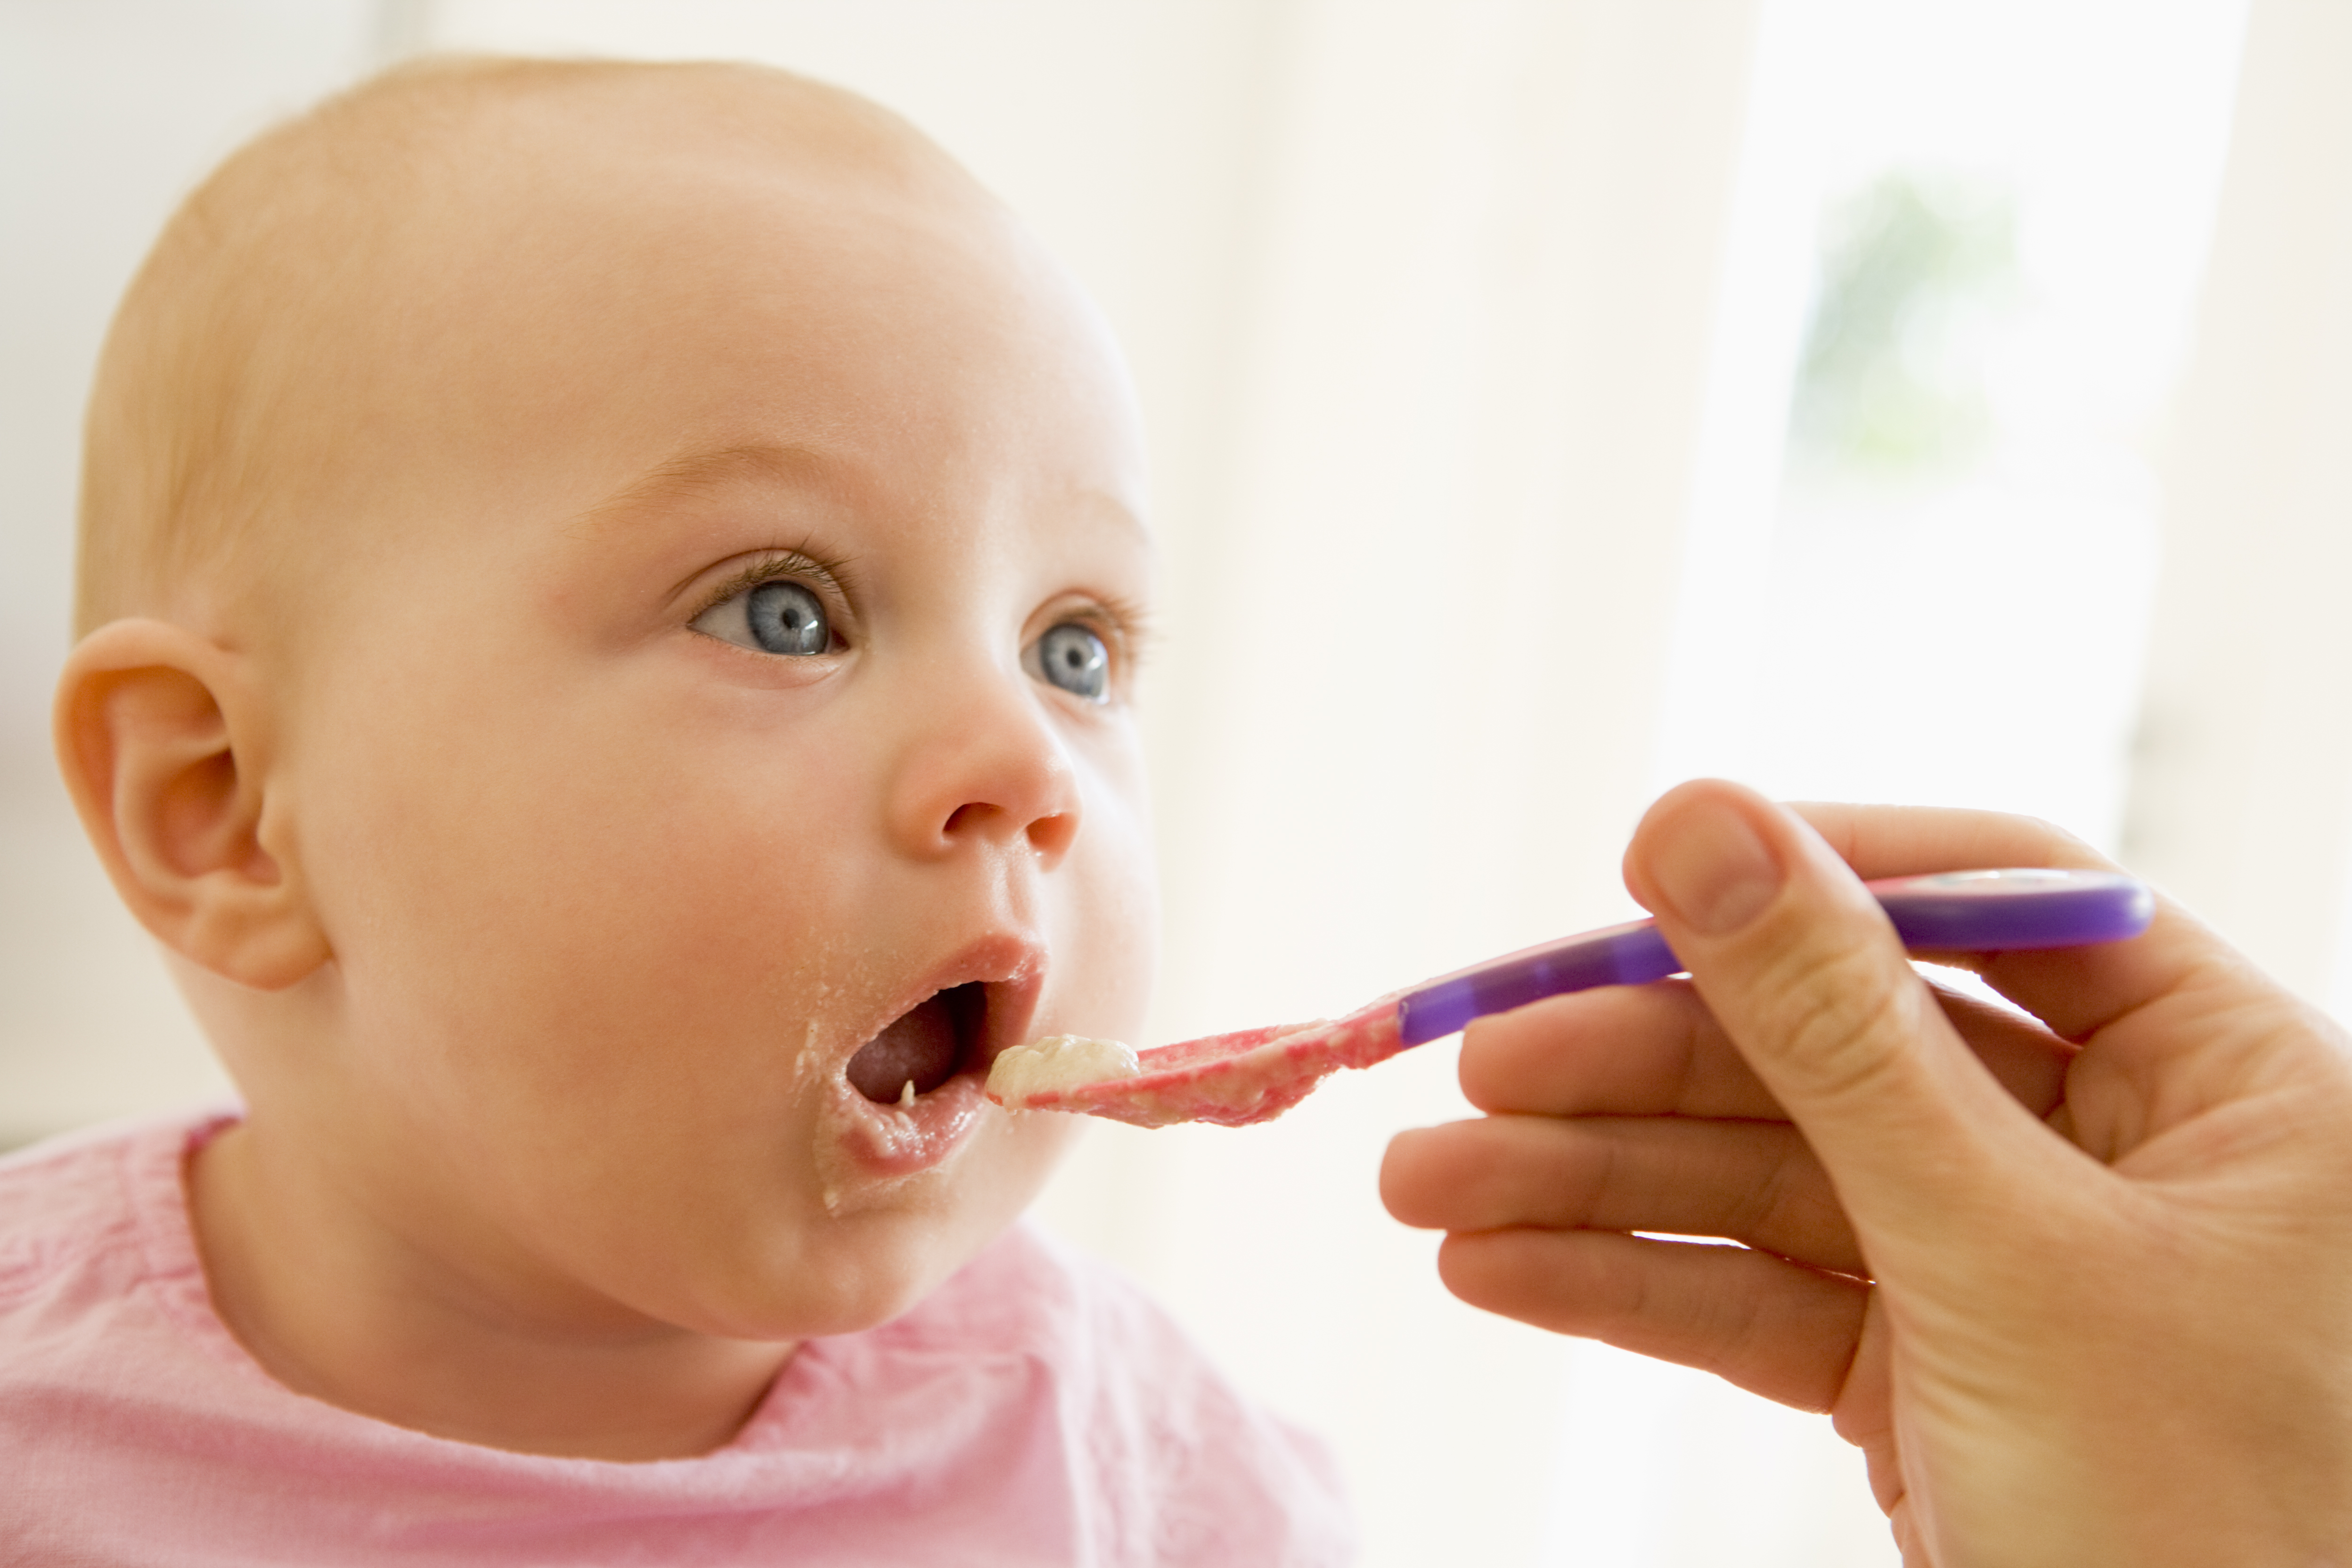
top-left (885, 666), bottom-right (1081, 866)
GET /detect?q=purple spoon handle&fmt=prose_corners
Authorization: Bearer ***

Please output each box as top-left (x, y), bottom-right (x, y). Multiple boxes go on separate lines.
top-left (1394, 868), bottom-right (2153, 1047)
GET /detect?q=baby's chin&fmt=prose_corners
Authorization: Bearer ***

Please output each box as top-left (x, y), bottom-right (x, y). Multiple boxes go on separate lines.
top-left (631, 1081), bottom-right (1069, 1337)
top-left (588, 956), bottom-right (1086, 1337)
top-left (672, 1125), bottom-right (1070, 1342)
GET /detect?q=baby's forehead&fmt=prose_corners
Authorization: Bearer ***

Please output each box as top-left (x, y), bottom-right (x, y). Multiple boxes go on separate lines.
top-left (80, 58), bottom-right (1132, 644)
top-left (339, 65), bottom-right (989, 273)
top-left (336, 73), bottom-right (1112, 503)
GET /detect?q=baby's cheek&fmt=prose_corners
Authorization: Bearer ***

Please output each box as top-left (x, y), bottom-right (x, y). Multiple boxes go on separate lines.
top-left (1064, 830), bottom-right (1160, 1034)
top-left (1000, 1101), bottom-right (1086, 1185)
top-left (942, 1108), bottom-right (1083, 1252)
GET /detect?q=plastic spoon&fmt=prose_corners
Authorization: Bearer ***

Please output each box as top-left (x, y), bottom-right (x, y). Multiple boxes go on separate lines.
top-left (986, 868), bottom-right (2154, 1128)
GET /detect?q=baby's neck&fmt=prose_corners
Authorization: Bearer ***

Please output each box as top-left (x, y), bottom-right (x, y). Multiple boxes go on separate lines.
top-left (187, 1120), bottom-right (795, 1462)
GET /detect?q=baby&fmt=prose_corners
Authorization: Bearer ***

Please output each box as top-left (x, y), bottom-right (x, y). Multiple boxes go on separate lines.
top-left (6, 57), bottom-right (1350, 1562)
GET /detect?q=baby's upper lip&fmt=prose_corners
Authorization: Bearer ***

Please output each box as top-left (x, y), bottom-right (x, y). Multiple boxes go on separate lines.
top-left (866, 931), bottom-right (1047, 1080)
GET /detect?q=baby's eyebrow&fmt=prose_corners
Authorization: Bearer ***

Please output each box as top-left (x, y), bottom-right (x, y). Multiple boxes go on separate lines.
top-left (572, 438), bottom-right (1152, 549)
top-left (572, 442), bottom-right (841, 535)
top-left (1076, 488), bottom-right (1152, 550)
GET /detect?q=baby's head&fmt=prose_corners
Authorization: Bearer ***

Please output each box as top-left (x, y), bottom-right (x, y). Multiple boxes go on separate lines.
top-left (57, 58), bottom-right (1155, 1346)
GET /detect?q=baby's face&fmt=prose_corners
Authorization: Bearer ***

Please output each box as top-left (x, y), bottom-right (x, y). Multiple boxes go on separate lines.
top-left (257, 122), bottom-right (1154, 1339)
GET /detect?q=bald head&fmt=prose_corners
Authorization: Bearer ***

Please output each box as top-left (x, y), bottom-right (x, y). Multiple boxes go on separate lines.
top-left (76, 56), bottom-right (997, 637)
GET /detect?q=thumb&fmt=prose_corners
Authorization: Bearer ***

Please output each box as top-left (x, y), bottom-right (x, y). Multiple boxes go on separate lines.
top-left (1623, 780), bottom-right (2042, 1236)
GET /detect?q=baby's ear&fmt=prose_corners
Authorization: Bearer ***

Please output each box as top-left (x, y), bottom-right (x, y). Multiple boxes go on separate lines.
top-left (53, 619), bottom-right (329, 990)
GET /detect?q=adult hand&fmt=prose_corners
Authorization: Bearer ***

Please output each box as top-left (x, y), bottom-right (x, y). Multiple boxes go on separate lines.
top-left (1381, 780), bottom-right (2352, 1567)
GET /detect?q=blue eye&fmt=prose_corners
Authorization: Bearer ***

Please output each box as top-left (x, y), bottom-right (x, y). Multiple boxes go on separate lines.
top-left (745, 581), bottom-right (829, 655)
top-left (692, 579), bottom-right (832, 656)
top-left (1029, 622), bottom-right (1110, 702)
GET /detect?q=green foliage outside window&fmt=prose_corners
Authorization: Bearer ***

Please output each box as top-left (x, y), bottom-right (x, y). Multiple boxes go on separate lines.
top-left (1789, 171), bottom-right (2019, 475)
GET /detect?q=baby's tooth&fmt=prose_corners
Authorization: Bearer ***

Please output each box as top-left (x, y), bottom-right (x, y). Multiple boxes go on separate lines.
top-left (899, 1079), bottom-right (915, 1109)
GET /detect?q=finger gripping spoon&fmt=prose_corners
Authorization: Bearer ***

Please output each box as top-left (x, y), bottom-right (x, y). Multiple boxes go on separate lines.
top-left (985, 868), bottom-right (2154, 1129)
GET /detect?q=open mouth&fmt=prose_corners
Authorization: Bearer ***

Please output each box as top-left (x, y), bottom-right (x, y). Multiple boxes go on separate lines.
top-left (845, 981), bottom-right (989, 1104)
top-left (819, 958), bottom-right (1041, 1194)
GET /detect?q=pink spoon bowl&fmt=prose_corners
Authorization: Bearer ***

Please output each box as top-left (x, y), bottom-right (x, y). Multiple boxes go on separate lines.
top-left (990, 998), bottom-right (1405, 1129)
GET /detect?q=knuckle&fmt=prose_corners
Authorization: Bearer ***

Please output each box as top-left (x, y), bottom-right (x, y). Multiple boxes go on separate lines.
top-left (1738, 1130), bottom-right (1813, 1237)
top-left (1740, 930), bottom-right (1925, 1105)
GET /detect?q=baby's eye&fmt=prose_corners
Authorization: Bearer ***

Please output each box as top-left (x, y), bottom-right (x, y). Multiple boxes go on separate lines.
top-left (1026, 622), bottom-right (1111, 703)
top-left (694, 579), bottom-right (832, 656)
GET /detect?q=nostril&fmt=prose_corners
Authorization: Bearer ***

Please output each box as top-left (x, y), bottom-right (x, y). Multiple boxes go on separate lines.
top-left (939, 802), bottom-right (1076, 861)
top-left (1027, 811), bottom-right (1077, 860)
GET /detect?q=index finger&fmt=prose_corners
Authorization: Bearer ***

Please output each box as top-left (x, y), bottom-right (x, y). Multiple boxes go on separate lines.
top-left (1462, 968), bottom-right (2075, 1120)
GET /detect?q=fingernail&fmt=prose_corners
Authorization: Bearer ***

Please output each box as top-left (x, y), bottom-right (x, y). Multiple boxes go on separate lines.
top-left (1649, 796), bottom-right (1784, 935)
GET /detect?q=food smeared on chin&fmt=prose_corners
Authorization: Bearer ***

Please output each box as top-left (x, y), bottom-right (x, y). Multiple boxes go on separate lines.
top-left (986, 1035), bottom-right (1143, 1106)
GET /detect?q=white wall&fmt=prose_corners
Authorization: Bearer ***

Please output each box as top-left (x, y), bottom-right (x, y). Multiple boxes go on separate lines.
top-left (0, 0), bottom-right (384, 1145)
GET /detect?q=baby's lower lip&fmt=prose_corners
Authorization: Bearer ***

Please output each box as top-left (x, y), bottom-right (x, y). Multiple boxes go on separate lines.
top-left (832, 1071), bottom-right (986, 1177)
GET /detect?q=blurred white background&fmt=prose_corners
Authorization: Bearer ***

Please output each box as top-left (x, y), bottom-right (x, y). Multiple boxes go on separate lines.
top-left (8, 1), bottom-right (2352, 1563)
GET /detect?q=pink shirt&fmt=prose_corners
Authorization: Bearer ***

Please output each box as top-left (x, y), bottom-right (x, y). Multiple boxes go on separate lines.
top-left (0, 1114), bottom-right (1353, 1565)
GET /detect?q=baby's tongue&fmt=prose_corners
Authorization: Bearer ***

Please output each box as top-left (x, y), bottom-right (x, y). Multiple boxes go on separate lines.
top-left (846, 993), bottom-right (961, 1102)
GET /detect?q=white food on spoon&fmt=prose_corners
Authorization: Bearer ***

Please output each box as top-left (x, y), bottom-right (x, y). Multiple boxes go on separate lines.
top-left (987, 1034), bottom-right (1142, 1106)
